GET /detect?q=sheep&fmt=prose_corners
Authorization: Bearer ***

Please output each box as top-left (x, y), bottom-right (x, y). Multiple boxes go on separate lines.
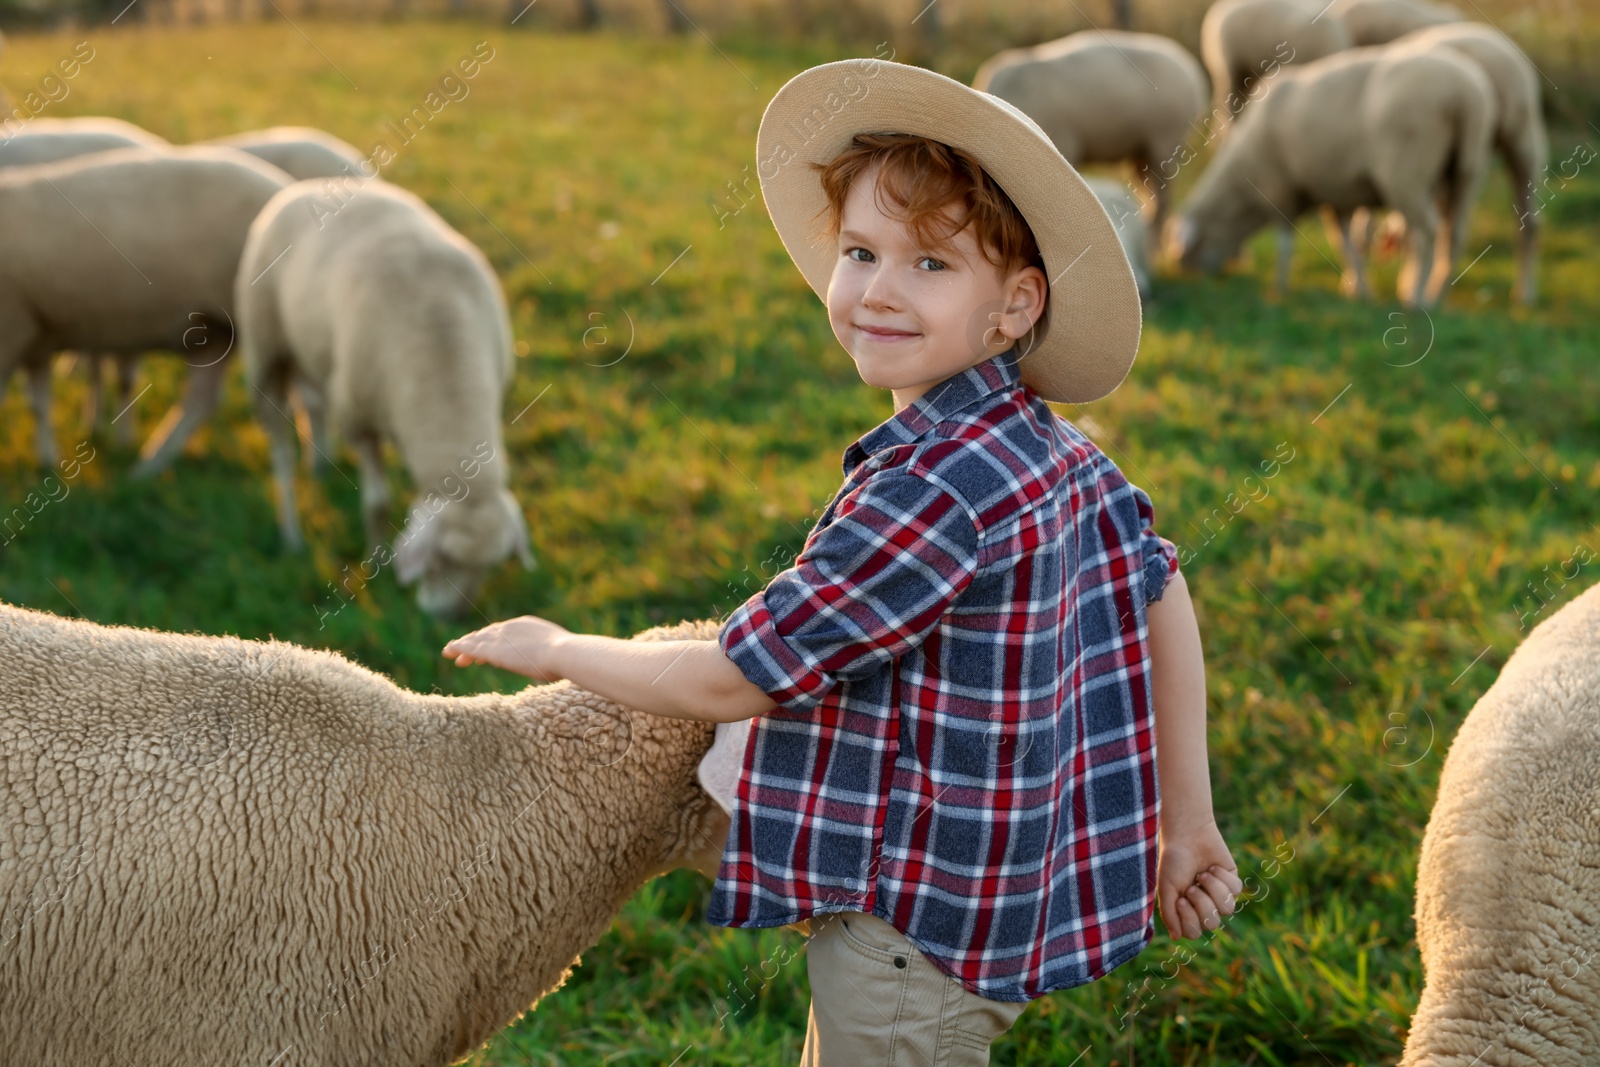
top-left (1401, 577), bottom-right (1600, 1066)
top-left (971, 29), bottom-right (1208, 238)
top-left (1386, 22), bottom-right (1548, 306)
top-left (1327, 0), bottom-right (1461, 46)
top-left (0, 115), bottom-right (168, 166)
top-left (1199, 0), bottom-right (1352, 122)
top-left (0, 117), bottom-right (172, 447)
top-left (235, 177), bottom-right (534, 618)
top-left (199, 124), bottom-right (369, 181)
top-left (1084, 176), bottom-right (1152, 299)
top-left (1166, 41), bottom-right (1495, 307)
top-left (0, 145), bottom-right (292, 473)
top-left (0, 599), bottom-right (733, 1067)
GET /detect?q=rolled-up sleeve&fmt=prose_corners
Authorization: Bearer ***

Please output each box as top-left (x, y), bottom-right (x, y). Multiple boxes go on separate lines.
top-left (719, 470), bottom-right (983, 712)
top-left (1131, 481), bottom-right (1179, 603)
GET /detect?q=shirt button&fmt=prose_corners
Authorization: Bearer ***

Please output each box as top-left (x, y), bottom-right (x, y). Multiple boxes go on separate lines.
top-left (894, 956), bottom-right (907, 969)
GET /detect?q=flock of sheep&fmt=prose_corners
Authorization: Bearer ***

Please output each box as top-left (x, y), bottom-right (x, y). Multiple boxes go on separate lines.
top-left (976, 0), bottom-right (1545, 307)
top-left (0, 4), bottom-right (1588, 1064)
top-left (0, 115), bottom-right (533, 616)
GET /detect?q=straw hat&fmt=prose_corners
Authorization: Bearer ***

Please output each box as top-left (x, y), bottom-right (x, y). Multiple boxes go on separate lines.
top-left (755, 58), bottom-right (1143, 404)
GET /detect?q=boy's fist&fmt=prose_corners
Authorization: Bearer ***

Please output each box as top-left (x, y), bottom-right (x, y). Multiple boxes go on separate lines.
top-left (1156, 818), bottom-right (1244, 940)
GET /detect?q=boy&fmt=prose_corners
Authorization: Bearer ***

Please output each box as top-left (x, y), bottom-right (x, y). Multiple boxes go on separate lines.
top-left (443, 59), bottom-right (1241, 1065)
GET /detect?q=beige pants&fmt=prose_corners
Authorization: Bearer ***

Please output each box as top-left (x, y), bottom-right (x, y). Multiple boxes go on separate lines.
top-left (799, 911), bottom-right (1029, 1067)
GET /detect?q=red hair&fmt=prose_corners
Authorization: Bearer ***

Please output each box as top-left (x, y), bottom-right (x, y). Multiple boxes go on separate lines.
top-left (806, 132), bottom-right (1047, 285)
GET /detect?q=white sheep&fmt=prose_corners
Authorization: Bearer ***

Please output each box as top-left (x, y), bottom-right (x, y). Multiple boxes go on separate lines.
top-left (200, 124), bottom-right (368, 180)
top-left (1402, 577), bottom-right (1600, 1066)
top-left (0, 115), bottom-right (167, 165)
top-left (0, 599), bottom-right (733, 1067)
top-left (0, 117), bottom-right (172, 447)
top-left (235, 177), bottom-right (533, 617)
top-left (1327, 0), bottom-right (1462, 45)
top-left (1167, 41), bottom-right (1495, 306)
top-left (1199, 0), bottom-right (1352, 121)
top-left (1084, 176), bottom-right (1152, 299)
top-left (1387, 22), bottom-right (1548, 306)
top-left (0, 145), bottom-right (291, 473)
top-left (971, 29), bottom-right (1208, 238)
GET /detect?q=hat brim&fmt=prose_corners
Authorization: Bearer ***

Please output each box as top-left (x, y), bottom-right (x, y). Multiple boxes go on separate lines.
top-left (756, 59), bottom-right (1142, 405)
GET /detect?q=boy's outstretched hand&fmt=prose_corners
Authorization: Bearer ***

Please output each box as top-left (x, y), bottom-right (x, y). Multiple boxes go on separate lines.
top-left (1156, 817), bottom-right (1244, 940)
top-left (442, 615), bottom-right (570, 680)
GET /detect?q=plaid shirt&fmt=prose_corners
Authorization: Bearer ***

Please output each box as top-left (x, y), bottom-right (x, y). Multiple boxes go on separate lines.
top-left (709, 350), bottom-right (1179, 1003)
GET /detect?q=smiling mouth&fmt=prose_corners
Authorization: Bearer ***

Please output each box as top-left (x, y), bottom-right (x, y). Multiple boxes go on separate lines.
top-left (857, 326), bottom-right (919, 339)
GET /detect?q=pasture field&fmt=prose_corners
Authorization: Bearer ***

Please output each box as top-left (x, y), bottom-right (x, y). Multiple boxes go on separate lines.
top-left (1, 19), bottom-right (1598, 1066)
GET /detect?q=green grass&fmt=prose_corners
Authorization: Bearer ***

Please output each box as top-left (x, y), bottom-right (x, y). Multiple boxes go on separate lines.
top-left (1, 20), bottom-right (1599, 1065)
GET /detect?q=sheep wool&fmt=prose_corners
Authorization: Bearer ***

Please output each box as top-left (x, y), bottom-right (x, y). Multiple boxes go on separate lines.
top-left (1199, 0), bottom-right (1353, 121)
top-left (1403, 579), bottom-right (1600, 1065)
top-left (1327, 0), bottom-right (1462, 46)
top-left (201, 125), bottom-right (370, 181)
top-left (972, 29), bottom-right (1207, 238)
top-left (0, 601), bottom-right (730, 1067)
top-left (0, 115), bottom-right (168, 168)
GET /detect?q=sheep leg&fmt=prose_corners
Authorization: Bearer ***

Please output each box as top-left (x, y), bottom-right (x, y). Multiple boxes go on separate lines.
top-left (1322, 207), bottom-right (1372, 300)
top-left (1422, 201), bottom-right (1459, 307)
top-left (25, 359), bottom-right (58, 470)
top-left (80, 352), bottom-right (103, 437)
top-left (253, 371), bottom-right (306, 552)
top-left (132, 357), bottom-right (229, 478)
top-left (353, 433), bottom-right (392, 552)
top-left (1510, 155), bottom-right (1542, 308)
top-left (1274, 225), bottom-right (1294, 298)
top-left (293, 375), bottom-right (334, 476)
top-left (1397, 209), bottom-right (1440, 308)
top-left (111, 356), bottom-right (138, 449)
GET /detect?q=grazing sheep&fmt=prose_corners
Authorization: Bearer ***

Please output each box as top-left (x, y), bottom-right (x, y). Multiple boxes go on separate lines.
top-left (1390, 22), bottom-right (1548, 305)
top-left (971, 30), bottom-right (1208, 236)
top-left (1402, 578), bottom-right (1600, 1066)
top-left (1199, 0), bottom-right (1351, 121)
top-left (236, 177), bottom-right (533, 617)
top-left (0, 600), bottom-right (732, 1067)
top-left (1085, 176), bottom-right (1152, 299)
top-left (200, 125), bottom-right (369, 181)
top-left (0, 145), bottom-right (292, 472)
top-left (0, 117), bottom-right (172, 447)
top-left (1167, 42), bottom-right (1494, 306)
top-left (1327, 0), bottom-right (1461, 45)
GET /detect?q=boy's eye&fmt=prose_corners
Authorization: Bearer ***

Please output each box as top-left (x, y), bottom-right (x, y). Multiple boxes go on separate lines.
top-left (843, 247), bottom-right (946, 271)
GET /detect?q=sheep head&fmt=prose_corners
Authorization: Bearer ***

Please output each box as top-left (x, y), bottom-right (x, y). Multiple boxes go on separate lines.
top-left (1168, 105), bottom-right (1285, 274)
top-left (395, 488), bottom-right (534, 617)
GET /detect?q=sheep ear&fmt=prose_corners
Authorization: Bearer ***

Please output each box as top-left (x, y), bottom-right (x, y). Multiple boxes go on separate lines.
top-left (394, 503), bottom-right (440, 586)
top-left (502, 489), bottom-right (535, 571)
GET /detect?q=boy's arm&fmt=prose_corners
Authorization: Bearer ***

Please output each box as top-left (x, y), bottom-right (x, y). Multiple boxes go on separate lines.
top-left (1146, 569), bottom-right (1245, 939)
top-left (1146, 570), bottom-right (1215, 833)
top-left (442, 616), bottom-right (777, 723)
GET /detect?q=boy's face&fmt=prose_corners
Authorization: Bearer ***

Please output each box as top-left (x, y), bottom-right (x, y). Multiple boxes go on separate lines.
top-left (826, 160), bottom-right (1048, 410)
